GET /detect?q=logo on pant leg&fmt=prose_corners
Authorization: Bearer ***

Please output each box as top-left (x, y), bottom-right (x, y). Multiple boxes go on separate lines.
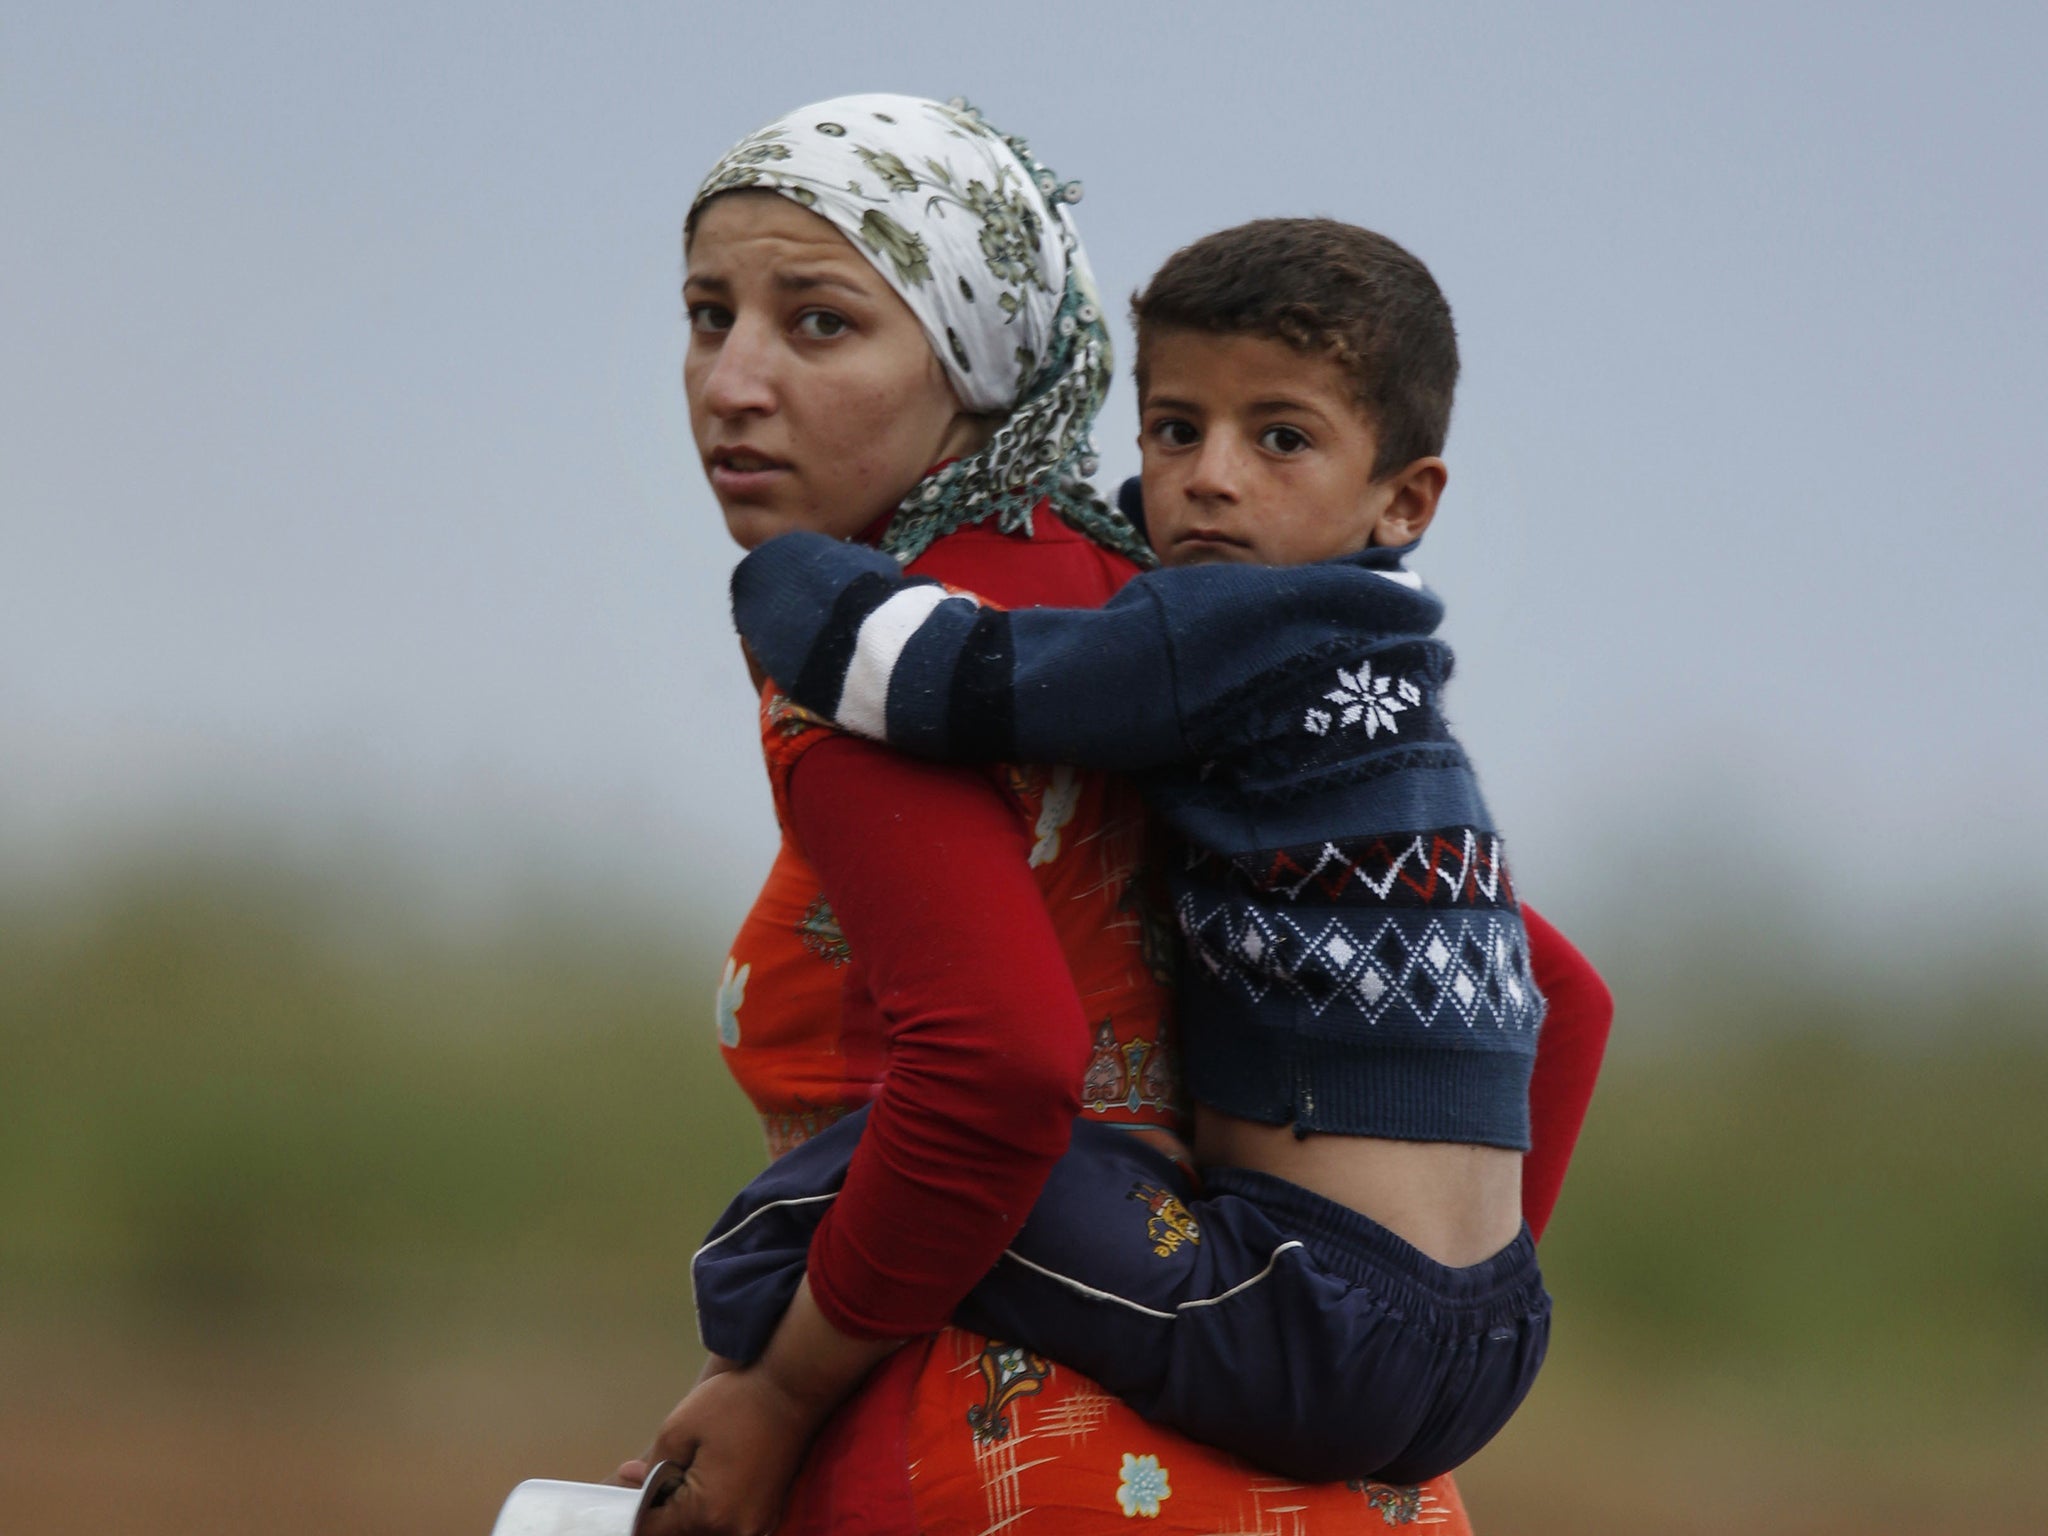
top-left (1128, 1183), bottom-right (1201, 1257)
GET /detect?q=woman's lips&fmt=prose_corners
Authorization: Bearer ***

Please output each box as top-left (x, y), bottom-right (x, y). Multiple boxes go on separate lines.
top-left (708, 448), bottom-right (792, 498)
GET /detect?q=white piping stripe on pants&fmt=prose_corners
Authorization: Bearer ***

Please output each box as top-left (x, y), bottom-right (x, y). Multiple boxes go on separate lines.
top-left (691, 1192), bottom-right (840, 1266)
top-left (993, 1239), bottom-right (1306, 1321)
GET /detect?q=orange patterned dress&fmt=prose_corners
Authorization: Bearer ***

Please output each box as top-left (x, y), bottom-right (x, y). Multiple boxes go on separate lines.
top-left (714, 519), bottom-right (1477, 1535)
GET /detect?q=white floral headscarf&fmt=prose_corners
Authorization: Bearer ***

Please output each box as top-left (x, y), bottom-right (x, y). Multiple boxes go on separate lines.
top-left (690, 94), bottom-right (1149, 565)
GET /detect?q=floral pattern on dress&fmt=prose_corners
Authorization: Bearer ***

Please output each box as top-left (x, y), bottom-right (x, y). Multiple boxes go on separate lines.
top-left (1362, 1483), bottom-right (1427, 1525)
top-left (714, 956), bottom-right (749, 1047)
top-left (965, 1340), bottom-right (1052, 1445)
top-left (897, 1329), bottom-right (1475, 1533)
top-left (796, 895), bottom-right (850, 966)
top-left (1027, 766), bottom-right (1081, 867)
top-left (764, 688), bottom-right (830, 740)
top-left (1116, 1453), bottom-right (1171, 1518)
top-left (1080, 1020), bottom-right (1179, 1118)
top-left (760, 1104), bottom-right (848, 1160)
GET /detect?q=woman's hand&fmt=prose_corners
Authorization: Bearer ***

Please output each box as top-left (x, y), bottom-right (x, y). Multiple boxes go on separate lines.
top-left (614, 1281), bottom-right (899, 1534)
top-left (612, 1354), bottom-right (738, 1491)
top-left (621, 1366), bottom-right (824, 1536)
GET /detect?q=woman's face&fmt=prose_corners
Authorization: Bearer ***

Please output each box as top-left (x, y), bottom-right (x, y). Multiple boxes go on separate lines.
top-left (685, 192), bottom-right (990, 549)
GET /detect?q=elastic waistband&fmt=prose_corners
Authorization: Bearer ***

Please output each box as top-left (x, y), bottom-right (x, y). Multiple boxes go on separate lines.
top-left (1202, 1164), bottom-right (1547, 1334)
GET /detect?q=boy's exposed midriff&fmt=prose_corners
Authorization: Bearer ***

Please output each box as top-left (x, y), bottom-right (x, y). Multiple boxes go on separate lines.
top-left (1195, 1113), bottom-right (1524, 1267)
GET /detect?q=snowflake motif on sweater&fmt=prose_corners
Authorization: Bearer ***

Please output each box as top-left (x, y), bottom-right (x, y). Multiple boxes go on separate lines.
top-left (1303, 660), bottom-right (1423, 738)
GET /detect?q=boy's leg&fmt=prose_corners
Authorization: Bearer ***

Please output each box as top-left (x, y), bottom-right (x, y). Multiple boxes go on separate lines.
top-left (690, 1106), bottom-right (871, 1363)
top-left (955, 1131), bottom-right (1551, 1484)
top-left (698, 1112), bottom-right (1551, 1482)
top-left (949, 1121), bottom-right (1306, 1420)
top-left (691, 1112), bottom-right (1198, 1380)
top-left (1160, 1168), bottom-right (1550, 1483)
top-left (1367, 1262), bottom-right (1550, 1486)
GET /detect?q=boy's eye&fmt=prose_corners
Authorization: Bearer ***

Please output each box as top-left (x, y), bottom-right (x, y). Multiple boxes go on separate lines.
top-left (1259, 425), bottom-right (1311, 455)
top-left (1148, 418), bottom-right (1199, 449)
top-left (794, 310), bottom-right (850, 340)
top-left (687, 303), bottom-right (733, 335)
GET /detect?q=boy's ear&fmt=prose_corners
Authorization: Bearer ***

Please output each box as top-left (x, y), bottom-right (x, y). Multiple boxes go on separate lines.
top-left (1371, 457), bottom-right (1448, 547)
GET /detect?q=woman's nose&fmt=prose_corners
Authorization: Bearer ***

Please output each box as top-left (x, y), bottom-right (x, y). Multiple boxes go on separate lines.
top-left (696, 318), bottom-right (779, 419)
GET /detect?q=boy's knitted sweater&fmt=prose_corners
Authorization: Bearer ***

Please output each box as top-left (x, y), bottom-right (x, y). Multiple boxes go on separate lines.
top-left (731, 529), bottom-right (1543, 1148)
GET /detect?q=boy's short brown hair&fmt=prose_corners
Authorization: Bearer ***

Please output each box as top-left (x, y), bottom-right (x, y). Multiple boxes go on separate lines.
top-left (1132, 218), bottom-right (1459, 478)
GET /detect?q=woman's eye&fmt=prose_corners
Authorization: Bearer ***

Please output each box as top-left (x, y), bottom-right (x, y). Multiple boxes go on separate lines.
top-left (687, 303), bottom-right (733, 334)
top-left (1259, 425), bottom-right (1311, 454)
top-left (794, 310), bottom-right (850, 340)
top-left (1148, 418), bottom-right (1198, 449)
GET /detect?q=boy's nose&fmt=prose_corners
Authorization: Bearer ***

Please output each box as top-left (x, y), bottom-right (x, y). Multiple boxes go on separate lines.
top-left (1183, 436), bottom-right (1245, 502)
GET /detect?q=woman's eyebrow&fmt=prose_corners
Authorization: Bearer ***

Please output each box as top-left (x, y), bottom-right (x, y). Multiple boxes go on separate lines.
top-left (773, 270), bottom-right (871, 298)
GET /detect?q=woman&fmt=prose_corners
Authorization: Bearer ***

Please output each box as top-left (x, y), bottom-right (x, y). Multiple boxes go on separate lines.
top-left (624, 94), bottom-right (1611, 1536)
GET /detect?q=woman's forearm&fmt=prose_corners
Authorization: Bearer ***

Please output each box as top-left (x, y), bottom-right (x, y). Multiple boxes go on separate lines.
top-left (1519, 903), bottom-right (1614, 1239)
top-left (785, 734), bottom-right (1094, 1338)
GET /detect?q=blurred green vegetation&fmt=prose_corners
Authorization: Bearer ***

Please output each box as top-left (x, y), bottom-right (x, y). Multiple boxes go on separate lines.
top-left (0, 855), bottom-right (766, 1336)
top-left (1533, 1032), bottom-right (2048, 1454)
top-left (3, 852), bottom-right (2044, 1512)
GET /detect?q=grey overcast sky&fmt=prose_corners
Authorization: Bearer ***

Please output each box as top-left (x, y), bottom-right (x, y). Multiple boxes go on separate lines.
top-left (4, 2), bottom-right (2045, 959)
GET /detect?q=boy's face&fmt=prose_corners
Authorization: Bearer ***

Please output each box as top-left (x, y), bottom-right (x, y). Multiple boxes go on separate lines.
top-left (1137, 328), bottom-right (1443, 568)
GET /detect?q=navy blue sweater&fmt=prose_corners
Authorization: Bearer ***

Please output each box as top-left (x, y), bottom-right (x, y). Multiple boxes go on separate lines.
top-left (731, 530), bottom-right (1543, 1148)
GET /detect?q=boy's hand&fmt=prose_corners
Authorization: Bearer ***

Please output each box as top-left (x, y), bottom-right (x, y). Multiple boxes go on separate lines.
top-left (625, 1366), bottom-right (826, 1536)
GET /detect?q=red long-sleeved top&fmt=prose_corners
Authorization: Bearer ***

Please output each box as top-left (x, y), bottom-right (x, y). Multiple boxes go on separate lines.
top-left (1519, 903), bottom-right (1614, 1236)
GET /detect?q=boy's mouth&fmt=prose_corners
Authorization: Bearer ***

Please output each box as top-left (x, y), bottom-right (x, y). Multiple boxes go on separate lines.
top-left (1164, 528), bottom-right (1255, 567)
top-left (1176, 528), bottom-right (1250, 552)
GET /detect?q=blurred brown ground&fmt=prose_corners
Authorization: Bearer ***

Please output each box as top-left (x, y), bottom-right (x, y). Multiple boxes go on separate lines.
top-left (6, 1314), bottom-right (2042, 1536)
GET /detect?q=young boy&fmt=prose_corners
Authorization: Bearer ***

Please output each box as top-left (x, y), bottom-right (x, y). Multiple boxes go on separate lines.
top-left (694, 219), bottom-right (1548, 1489)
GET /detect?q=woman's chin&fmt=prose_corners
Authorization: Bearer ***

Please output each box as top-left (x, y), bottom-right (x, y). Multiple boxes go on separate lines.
top-left (719, 496), bottom-right (880, 550)
top-left (719, 500), bottom-right (805, 552)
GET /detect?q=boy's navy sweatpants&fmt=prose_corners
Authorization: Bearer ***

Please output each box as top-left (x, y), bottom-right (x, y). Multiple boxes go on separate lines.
top-left (692, 1107), bottom-right (1550, 1485)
